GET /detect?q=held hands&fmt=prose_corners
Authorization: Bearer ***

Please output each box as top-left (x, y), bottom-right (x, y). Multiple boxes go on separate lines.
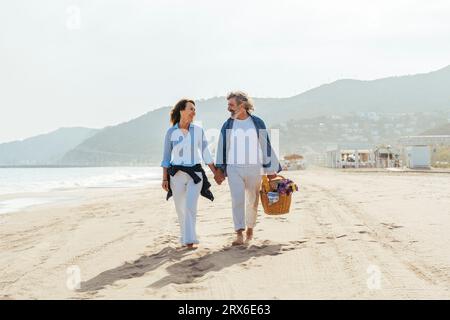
top-left (209, 163), bottom-right (225, 185)
top-left (208, 163), bottom-right (225, 185)
top-left (214, 169), bottom-right (226, 185)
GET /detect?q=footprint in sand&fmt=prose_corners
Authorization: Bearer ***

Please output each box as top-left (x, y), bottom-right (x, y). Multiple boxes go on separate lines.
top-left (281, 247), bottom-right (297, 252)
top-left (176, 285), bottom-right (207, 293)
top-left (289, 240), bottom-right (308, 245)
top-left (381, 222), bottom-right (404, 230)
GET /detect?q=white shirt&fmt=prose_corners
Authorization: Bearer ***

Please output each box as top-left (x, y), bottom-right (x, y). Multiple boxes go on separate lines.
top-left (227, 117), bottom-right (263, 167)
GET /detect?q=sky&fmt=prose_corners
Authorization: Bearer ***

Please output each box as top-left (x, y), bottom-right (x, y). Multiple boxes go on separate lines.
top-left (1, 0), bottom-right (450, 143)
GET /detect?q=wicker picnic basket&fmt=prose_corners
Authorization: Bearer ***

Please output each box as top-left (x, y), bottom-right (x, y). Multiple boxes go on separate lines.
top-left (260, 175), bottom-right (293, 215)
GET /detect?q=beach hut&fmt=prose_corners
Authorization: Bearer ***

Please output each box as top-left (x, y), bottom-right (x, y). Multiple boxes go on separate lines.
top-left (282, 154), bottom-right (305, 170)
top-left (374, 145), bottom-right (400, 168)
top-left (326, 144), bottom-right (374, 168)
top-left (405, 145), bottom-right (431, 169)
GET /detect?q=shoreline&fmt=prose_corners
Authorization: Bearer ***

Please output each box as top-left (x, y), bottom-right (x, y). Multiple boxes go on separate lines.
top-left (0, 166), bottom-right (163, 214)
top-left (0, 185), bottom-right (157, 216)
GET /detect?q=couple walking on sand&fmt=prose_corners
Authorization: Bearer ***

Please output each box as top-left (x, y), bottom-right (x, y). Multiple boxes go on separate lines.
top-left (161, 91), bottom-right (282, 249)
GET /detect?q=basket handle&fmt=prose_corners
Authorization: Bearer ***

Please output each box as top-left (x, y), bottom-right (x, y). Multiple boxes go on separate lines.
top-left (268, 174), bottom-right (285, 181)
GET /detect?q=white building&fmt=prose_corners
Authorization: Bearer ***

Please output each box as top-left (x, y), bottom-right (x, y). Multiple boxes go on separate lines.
top-left (398, 135), bottom-right (450, 169)
top-left (326, 143), bottom-right (374, 168)
top-left (405, 146), bottom-right (431, 169)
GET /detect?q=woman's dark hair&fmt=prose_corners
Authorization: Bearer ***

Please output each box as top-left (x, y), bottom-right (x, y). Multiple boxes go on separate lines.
top-left (170, 99), bottom-right (195, 125)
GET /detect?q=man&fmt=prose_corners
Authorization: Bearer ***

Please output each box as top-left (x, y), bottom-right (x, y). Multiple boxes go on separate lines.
top-left (215, 91), bottom-right (282, 246)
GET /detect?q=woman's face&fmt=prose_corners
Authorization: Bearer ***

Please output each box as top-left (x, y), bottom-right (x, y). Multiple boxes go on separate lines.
top-left (180, 102), bottom-right (196, 123)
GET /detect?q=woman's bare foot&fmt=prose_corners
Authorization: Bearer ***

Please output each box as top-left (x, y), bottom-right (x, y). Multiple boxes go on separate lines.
top-left (232, 231), bottom-right (244, 246)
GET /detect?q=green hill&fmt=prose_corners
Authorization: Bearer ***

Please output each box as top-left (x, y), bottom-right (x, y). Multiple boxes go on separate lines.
top-left (4, 65), bottom-right (450, 166)
top-left (0, 127), bottom-right (99, 165)
top-left (60, 65), bottom-right (450, 165)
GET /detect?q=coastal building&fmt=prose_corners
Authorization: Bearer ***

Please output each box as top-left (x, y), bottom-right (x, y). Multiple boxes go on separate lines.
top-left (398, 135), bottom-right (450, 169)
top-left (404, 146), bottom-right (431, 169)
top-left (374, 145), bottom-right (400, 168)
top-left (281, 154), bottom-right (305, 170)
top-left (326, 143), bottom-right (374, 168)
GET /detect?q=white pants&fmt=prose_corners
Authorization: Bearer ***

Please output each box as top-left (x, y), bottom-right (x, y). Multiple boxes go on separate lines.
top-left (227, 165), bottom-right (262, 231)
top-left (170, 171), bottom-right (202, 245)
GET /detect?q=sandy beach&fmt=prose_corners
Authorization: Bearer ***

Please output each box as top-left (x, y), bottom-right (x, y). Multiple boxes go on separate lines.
top-left (1, 167), bottom-right (449, 300)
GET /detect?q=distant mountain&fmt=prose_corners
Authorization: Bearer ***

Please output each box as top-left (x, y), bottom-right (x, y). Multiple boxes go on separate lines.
top-left (276, 64), bottom-right (450, 120)
top-left (60, 65), bottom-right (450, 165)
top-left (4, 65), bottom-right (450, 166)
top-left (58, 97), bottom-right (287, 165)
top-left (420, 123), bottom-right (450, 135)
top-left (0, 127), bottom-right (99, 165)
top-left (59, 108), bottom-right (172, 165)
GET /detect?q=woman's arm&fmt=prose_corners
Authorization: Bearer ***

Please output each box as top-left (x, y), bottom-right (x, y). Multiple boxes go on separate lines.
top-left (161, 129), bottom-right (172, 191)
top-left (198, 127), bottom-right (224, 184)
top-left (162, 167), bottom-right (169, 191)
top-left (200, 128), bottom-right (214, 165)
top-left (161, 129), bottom-right (173, 168)
top-left (207, 163), bottom-right (217, 175)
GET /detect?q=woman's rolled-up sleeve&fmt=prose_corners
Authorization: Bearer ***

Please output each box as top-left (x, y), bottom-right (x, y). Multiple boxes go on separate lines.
top-left (200, 128), bottom-right (214, 165)
top-left (161, 129), bottom-right (173, 168)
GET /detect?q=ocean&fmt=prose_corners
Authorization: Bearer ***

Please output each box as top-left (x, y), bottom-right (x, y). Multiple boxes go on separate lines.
top-left (0, 167), bottom-right (162, 214)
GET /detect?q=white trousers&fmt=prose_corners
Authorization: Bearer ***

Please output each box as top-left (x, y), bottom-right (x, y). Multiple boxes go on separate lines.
top-left (170, 171), bottom-right (202, 245)
top-left (227, 165), bottom-right (262, 231)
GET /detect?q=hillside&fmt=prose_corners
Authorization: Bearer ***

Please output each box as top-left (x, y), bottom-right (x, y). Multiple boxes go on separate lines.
top-left (0, 127), bottom-right (99, 165)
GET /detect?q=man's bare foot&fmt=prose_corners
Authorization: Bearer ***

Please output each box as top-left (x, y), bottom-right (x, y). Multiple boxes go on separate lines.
top-left (186, 243), bottom-right (197, 250)
top-left (245, 228), bottom-right (253, 241)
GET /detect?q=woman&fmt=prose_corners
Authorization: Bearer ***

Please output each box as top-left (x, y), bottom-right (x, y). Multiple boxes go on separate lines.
top-left (161, 99), bottom-right (220, 250)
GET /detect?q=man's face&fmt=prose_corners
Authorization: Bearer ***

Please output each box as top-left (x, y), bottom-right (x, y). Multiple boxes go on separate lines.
top-left (227, 98), bottom-right (244, 119)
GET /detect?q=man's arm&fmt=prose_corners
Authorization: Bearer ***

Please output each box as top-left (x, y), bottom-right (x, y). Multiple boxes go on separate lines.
top-left (258, 119), bottom-right (282, 175)
top-left (215, 121), bottom-right (228, 176)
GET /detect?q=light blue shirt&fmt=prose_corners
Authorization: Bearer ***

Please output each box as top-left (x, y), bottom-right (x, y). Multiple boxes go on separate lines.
top-left (161, 123), bottom-right (213, 168)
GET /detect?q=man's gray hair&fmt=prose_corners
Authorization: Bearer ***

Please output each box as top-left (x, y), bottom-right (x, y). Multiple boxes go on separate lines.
top-left (227, 91), bottom-right (254, 113)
